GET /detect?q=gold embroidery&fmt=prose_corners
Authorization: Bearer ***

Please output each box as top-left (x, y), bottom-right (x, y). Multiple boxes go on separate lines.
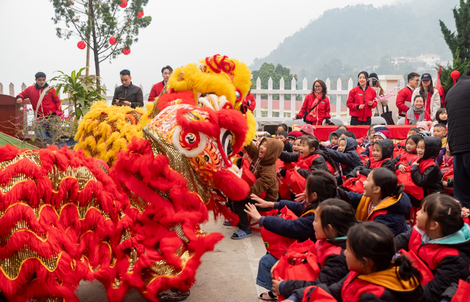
top-left (0, 247), bottom-right (61, 280)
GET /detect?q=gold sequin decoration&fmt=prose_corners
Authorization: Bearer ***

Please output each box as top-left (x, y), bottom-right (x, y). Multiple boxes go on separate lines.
top-left (30, 297), bottom-right (64, 302)
top-left (0, 220), bottom-right (46, 245)
top-left (119, 228), bottom-right (132, 245)
top-left (128, 248), bottom-right (138, 273)
top-left (113, 277), bottom-right (121, 289)
top-left (0, 173), bottom-right (34, 193)
top-left (129, 190), bottom-right (151, 213)
top-left (168, 224), bottom-right (189, 244)
top-left (143, 127), bottom-right (210, 203)
top-left (48, 165), bottom-right (97, 192)
top-left (0, 151), bottom-right (41, 170)
top-left (149, 250), bottom-right (191, 278)
top-left (0, 246), bottom-right (60, 280)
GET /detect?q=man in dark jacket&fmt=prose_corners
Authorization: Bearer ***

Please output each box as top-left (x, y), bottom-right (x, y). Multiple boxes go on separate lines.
top-left (112, 69), bottom-right (144, 108)
top-left (445, 66), bottom-right (470, 207)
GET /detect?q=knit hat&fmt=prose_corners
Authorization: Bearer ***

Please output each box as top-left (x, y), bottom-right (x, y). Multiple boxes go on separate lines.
top-left (374, 131), bottom-right (388, 140)
top-left (299, 124), bottom-right (315, 136)
top-left (416, 121), bottom-right (432, 131)
top-left (287, 131), bottom-right (303, 140)
top-left (373, 126), bottom-right (390, 139)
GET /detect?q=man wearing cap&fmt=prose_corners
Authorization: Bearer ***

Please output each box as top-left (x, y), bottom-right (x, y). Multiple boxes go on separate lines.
top-left (396, 72), bottom-right (420, 118)
top-left (445, 66), bottom-right (470, 207)
top-left (411, 73), bottom-right (441, 121)
top-left (148, 65), bottom-right (173, 102)
top-left (112, 69), bottom-right (144, 108)
top-left (16, 72), bottom-right (61, 145)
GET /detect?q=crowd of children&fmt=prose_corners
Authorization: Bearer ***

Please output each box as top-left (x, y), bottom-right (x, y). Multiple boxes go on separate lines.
top-left (226, 119), bottom-right (470, 302)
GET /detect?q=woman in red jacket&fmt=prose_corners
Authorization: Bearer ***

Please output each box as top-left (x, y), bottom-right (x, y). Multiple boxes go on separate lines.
top-left (294, 80), bottom-right (331, 125)
top-left (347, 71), bottom-right (377, 125)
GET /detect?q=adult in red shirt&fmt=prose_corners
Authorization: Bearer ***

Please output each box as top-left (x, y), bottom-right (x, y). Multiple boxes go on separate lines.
top-left (16, 71), bottom-right (61, 117)
top-left (396, 72), bottom-right (420, 117)
top-left (346, 71), bottom-right (377, 125)
top-left (293, 79), bottom-right (331, 125)
top-left (148, 65), bottom-right (173, 102)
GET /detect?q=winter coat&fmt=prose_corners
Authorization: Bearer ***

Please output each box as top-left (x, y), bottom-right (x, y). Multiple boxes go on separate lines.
top-left (395, 224), bottom-right (470, 302)
top-left (279, 151), bottom-right (329, 178)
top-left (411, 88), bottom-right (440, 121)
top-left (445, 70), bottom-right (470, 154)
top-left (16, 83), bottom-right (61, 117)
top-left (348, 139), bottom-right (396, 178)
top-left (148, 81), bottom-right (165, 102)
top-left (280, 239), bottom-right (348, 297)
top-left (396, 86), bottom-right (414, 116)
top-left (296, 94), bottom-right (331, 125)
top-left (404, 108), bottom-right (431, 125)
top-left (329, 137), bottom-right (363, 176)
top-left (411, 136), bottom-right (444, 196)
top-left (346, 86), bottom-right (377, 121)
top-left (294, 270), bottom-right (423, 302)
top-left (346, 191), bottom-right (411, 236)
top-left (245, 137), bottom-right (284, 201)
top-left (258, 200), bottom-right (316, 242)
top-left (112, 82), bottom-right (144, 108)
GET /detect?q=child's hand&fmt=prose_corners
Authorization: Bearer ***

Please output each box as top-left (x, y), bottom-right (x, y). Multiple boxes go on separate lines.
top-left (294, 192), bottom-right (306, 203)
top-left (356, 170), bottom-right (360, 176)
top-left (364, 158), bottom-right (369, 165)
top-left (398, 165), bottom-right (406, 173)
top-left (244, 203), bottom-right (261, 221)
top-left (250, 194), bottom-right (274, 208)
top-left (442, 180), bottom-right (448, 187)
top-left (272, 277), bottom-right (283, 295)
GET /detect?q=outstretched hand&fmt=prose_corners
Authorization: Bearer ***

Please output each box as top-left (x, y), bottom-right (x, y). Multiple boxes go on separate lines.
top-left (244, 203), bottom-right (261, 222)
top-left (272, 277), bottom-right (283, 295)
top-left (250, 194), bottom-right (274, 208)
top-left (294, 192), bottom-right (306, 203)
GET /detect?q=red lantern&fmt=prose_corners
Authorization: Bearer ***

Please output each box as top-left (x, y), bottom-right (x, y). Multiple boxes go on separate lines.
top-left (77, 41), bottom-right (86, 50)
top-left (450, 70), bottom-right (461, 85)
top-left (119, 0), bottom-right (127, 8)
top-left (109, 37), bottom-right (117, 45)
top-left (122, 47), bottom-right (131, 55)
top-left (138, 11), bottom-right (144, 18)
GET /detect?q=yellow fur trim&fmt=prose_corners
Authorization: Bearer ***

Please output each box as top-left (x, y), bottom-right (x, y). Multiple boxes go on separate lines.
top-left (244, 111), bottom-right (257, 146)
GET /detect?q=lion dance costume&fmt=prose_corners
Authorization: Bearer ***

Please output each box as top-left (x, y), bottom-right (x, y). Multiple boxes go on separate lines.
top-left (0, 55), bottom-right (257, 301)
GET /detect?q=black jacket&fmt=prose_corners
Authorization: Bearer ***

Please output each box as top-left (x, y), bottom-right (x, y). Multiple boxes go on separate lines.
top-left (411, 136), bottom-right (443, 195)
top-left (112, 82), bottom-right (144, 108)
top-left (280, 239), bottom-right (348, 298)
top-left (329, 137), bottom-right (363, 176)
top-left (347, 139), bottom-right (396, 178)
top-left (258, 200), bottom-right (316, 242)
top-left (445, 70), bottom-right (470, 154)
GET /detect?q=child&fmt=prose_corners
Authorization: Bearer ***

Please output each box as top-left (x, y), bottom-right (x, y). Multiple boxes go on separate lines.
top-left (276, 123), bottom-right (288, 135)
top-left (346, 168), bottom-right (411, 235)
top-left (299, 124), bottom-right (315, 137)
top-left (274, 199), bottom-right (357, 297)
top-left (434, 108), bottom-right (447, 126)
top-left (246, 171), bottom-right (339, 300)
top-left (405, 95), bottom-right (431, 125)
top-left (411, 136), bottom-right (444, 198)
top-left (285, 222), bottom-right (423, 302)
top-left (277, 130), bottom-right (293, 152)
top-left (231, 137), bottom-right (284, 240)
top-left (279, 136), bottom-right (329, 178)
top-left (360, 126), bottom-right (389, 159)
top-left (396, 134), bottom-right (420, 171)
top-left (336, 125), bottom-right (348, 132)
top-left (340, 130), bottom-right (357, 140)
top-left (358, 124), bottom-right (377, 148)
top-left (394, 127), bottom-right (420, 155)
top-left (432, 123), bottom-right (447, 149)
top-left (292, 137), bottom-right (302, 154)
top-left (395, 194), bottom-right (470, 302)
top-left (437, 142), bottom-right (454, 194)
top-left (287, 130), bottom-right (302, 145)
top-left (416, 120), bottom-right (432, 132)
top-left (348, 139), bottom-right (395, 179)
top-left (324, 129), bottom-right (345, 149)
top-left (329, 137), bottom-right (363, 178)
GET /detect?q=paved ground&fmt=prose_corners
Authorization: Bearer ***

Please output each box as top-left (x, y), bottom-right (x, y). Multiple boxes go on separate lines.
top-left (76, 217), bottom-right (268, 302)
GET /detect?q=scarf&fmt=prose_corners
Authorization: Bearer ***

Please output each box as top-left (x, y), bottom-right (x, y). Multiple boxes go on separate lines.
top-left (406, 105), bottom-right (425, 125)
top-left (309, 92), bottom-right (323, 119)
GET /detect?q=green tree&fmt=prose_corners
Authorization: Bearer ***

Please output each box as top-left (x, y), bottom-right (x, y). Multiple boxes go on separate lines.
top-left (251, 63), bottom-right (298, 100)
top-left (439, 0), bottom-right (470, 94)
top-left (50, 0), bottom-right (152, 85)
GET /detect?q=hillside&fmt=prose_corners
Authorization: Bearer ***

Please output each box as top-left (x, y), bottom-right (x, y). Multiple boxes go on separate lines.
top-left (251, 0), bottom-right (458, 79)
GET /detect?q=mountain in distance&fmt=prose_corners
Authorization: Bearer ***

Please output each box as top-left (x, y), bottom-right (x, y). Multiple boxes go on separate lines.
top-left (251, 0), bottom-right (459, 80)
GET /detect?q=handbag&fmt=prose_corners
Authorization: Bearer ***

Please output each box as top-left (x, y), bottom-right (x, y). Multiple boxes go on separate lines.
top-left (302, 97), bottom-right (321, 123)
top-left (260, 206), bottom-right (297, 259)
top-left (381, 105), bottom-right (395, 125)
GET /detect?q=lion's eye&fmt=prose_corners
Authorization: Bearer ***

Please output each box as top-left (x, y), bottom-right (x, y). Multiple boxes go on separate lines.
top-left (186, 133), bottom-right (196, 144)
top-left (235, 91), bottom-right (240, 99)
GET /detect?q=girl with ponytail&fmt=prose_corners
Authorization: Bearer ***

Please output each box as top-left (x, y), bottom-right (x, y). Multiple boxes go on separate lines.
top-left (345, 167), bottom-right (412, 235)
top-left (284, 222), bottom-right (423, 302)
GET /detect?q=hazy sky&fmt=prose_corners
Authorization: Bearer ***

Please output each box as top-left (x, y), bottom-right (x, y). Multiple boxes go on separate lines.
top-left (0, 0), bottom-right (395, 98)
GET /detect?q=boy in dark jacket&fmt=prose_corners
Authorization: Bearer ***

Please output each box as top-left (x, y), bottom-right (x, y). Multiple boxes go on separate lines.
top-left (329, 137), bottom-right (363, 177)
top-left (411, 136), bottom-right (444, 197)
top-left (231, 137), bottom-right (283, 240)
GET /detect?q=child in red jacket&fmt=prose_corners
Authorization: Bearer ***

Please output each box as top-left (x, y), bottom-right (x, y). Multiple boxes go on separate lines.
top-left (285, 222), bottom-right (423, 302)
top-left (395, 194), bottom-right (470, 302)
